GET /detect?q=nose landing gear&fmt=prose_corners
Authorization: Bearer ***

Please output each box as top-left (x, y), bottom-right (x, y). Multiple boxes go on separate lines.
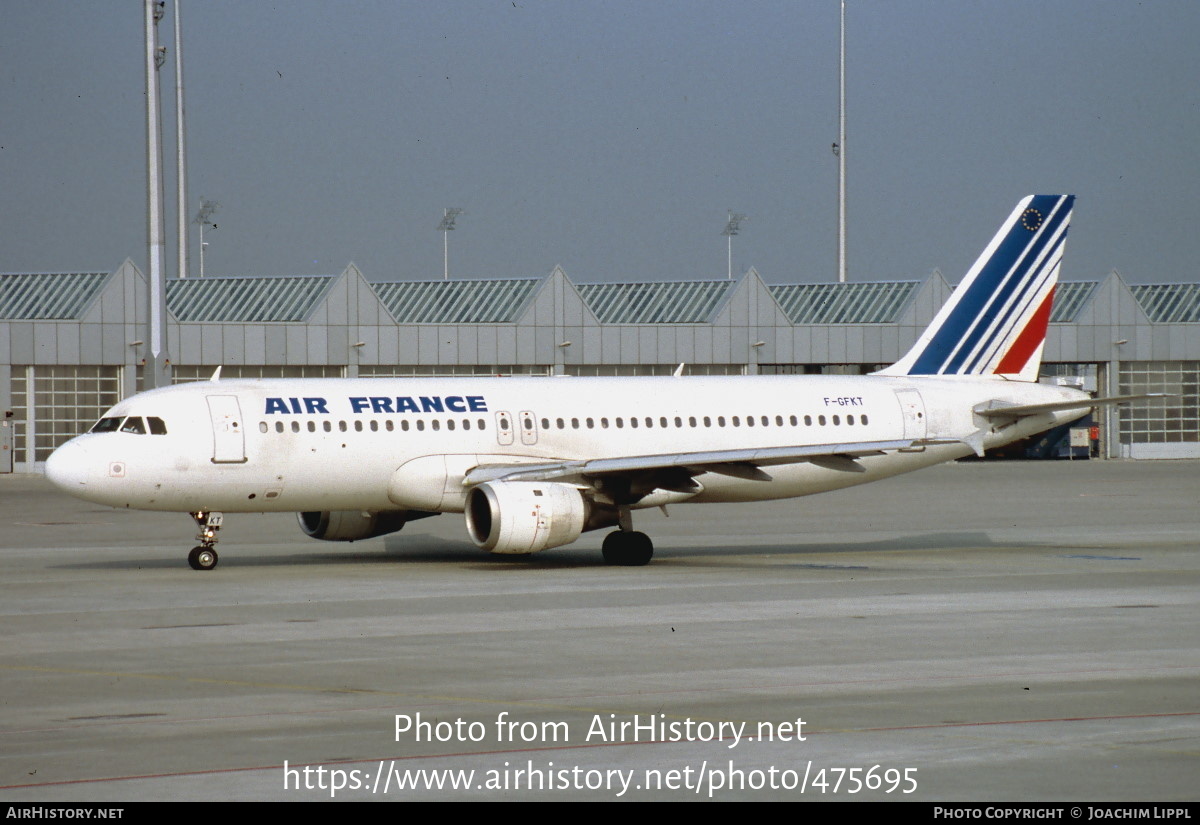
top-left (187, 511), bottom-right (223, 570)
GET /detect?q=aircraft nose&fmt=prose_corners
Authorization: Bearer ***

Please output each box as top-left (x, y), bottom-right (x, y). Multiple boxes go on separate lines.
top-left (45, 439), bottom-right (89, 493)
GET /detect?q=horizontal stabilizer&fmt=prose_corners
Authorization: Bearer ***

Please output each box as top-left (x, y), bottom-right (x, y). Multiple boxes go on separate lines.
top-left (974, 393), bottom-right (1172, 420)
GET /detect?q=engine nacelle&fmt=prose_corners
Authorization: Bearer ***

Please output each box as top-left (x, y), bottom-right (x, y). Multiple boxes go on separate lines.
top-left (465, 481), bottom-right (587, 554)
top-left (298, 510), bottom-right (410, 542)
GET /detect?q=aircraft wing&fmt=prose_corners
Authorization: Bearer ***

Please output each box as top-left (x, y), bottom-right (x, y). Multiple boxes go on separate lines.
top-left (973, 393), bottom-right (1172, 420)
top-left (463, 438), bottom-right (919, 487)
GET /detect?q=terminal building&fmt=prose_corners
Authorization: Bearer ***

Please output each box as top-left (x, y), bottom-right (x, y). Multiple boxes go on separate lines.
top-left (1, 261), bottom-right (1197, 472)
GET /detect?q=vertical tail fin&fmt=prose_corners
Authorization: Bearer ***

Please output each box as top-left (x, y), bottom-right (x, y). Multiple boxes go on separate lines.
top-left (879, 194), bottom-right (1074, 382)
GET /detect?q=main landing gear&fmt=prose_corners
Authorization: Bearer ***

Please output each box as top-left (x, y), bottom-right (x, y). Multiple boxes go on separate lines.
top-left (187, 511), bottom-right (223, 571)
top-left (601, 530), bottom-right (653, 566)
top-left (600, 506), bottom-right (654, 566)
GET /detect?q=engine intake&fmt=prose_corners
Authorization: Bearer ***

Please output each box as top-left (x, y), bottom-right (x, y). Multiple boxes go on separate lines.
top-left (465, 481), bottom-right (587, 554)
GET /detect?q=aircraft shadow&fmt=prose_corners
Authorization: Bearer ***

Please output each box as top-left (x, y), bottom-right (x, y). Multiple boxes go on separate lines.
top-left (50, 530), bottom-right (1030, 571)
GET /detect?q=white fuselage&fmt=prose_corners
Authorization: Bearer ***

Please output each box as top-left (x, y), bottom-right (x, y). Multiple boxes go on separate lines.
top-left (45, 374), bottom-right (1089, 515)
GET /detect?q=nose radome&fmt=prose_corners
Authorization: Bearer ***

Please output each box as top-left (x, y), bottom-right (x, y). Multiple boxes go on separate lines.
top-left (45, 440), bottom-right (88, 492)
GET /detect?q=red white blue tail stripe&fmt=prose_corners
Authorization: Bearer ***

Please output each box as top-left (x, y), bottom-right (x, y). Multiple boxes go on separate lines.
top-left (880, 195), bottom-right (1074, 382)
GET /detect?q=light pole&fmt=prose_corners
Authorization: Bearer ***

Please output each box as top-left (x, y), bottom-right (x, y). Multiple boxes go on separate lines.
top-left (722, 211), bottom-right (748, 280)
top-left (437, 208), bottom-right (463, 280)
top-left (837, 0), bottom-right (847, 283)
top-left (194, 198), bottom-right (218, 277)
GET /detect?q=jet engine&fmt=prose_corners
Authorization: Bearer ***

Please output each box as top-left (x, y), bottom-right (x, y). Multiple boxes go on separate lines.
top-left (464, 481), bottom-right (588, 554)
top-left (298, 510), bottom-right (411, 542)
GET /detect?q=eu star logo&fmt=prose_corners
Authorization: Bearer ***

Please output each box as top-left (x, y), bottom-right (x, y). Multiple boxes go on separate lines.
top-left (1021, 208), bottom-right (1043, 231)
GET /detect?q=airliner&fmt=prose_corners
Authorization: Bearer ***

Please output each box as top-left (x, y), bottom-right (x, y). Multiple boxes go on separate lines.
top-left (44, 195), bottom-right (1142, 570)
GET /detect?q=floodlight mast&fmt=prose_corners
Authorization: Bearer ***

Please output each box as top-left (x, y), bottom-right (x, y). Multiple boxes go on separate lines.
top-left (144, 0), bottom-right (170, 389)
top-left (194, 198), bottom-right (218, 277)
top-left (174, 0), bottom-right (188, 280)
top-left (837, 0), bottom-right (847, 283)
top-left (438, 208), bottom-right (463, 280)
top-left (721, 211), bottom-right (748, 280)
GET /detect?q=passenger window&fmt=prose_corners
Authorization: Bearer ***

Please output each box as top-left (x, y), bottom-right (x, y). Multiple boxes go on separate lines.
top-left (659, 417), bottom-right (668, 428)
top-left (645, 417), bottom-right (653, 428)
top-left (818, 415), bottom-right (826, 426)
top-left (587, 418), bottom-right (595, 429)
top-left (832, 415), bottom-right (840, 425)
top-left (339, 421), bottom-right (347, 432)
top-left (276, 421), bottom-right (285, 433)
top-left (761, 416), bottom-right (769, 426)
top-left (259, 422), bottom-right (268, 433)
top-left (386, 420), bottom-right (394, 432)
top-left (291, 421), bottom-right (300, 433)
top-left (432, 420), bottom-right (441, 431)
top-left (674, 417), bottom-right (682, 428)
top-left (354, 421), bottom-right (363, 432)
top-left (600, 417), bottom-right (609, 429)
top-left (120, 417), bottom-right (146, 434)
top-left (630, 417), bottom-right (638, 429)
top-left (804, 415), bottom-right (812, 426)
top-left (556, 418), bottom-right (565, 429)
top-left (369, 420), bottom-right (378, 432)
top-left (147, 416), bottom-right (168, 434)
top-left (861, 414), bottom-right (869, 425)
top-left (688, 416), bottom-right (697, 427)
top-left (323, 421), bottom-right (332, 432)
top-left (718, 416), bottom-right (726, 427)
top-left (775, 415), bottom-right (783, 426)
top-left (747, 416), bottom-right (755, 427)
top-left (789, 415), bottom-right (798, 426)
top-left (416, 420), bottom-right (425, 431)
top-left (462, 419), bottom-right (470, 431)
top-left (616, 418), bottom-right (623, 428)
top-left (847, 415), bottom-right (855, 425)
top-left (402, 420), bottom-right (410, 432)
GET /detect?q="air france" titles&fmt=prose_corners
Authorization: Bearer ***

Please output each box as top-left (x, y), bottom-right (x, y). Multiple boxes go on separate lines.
top-left (264, 396), bottom-right (488, 415)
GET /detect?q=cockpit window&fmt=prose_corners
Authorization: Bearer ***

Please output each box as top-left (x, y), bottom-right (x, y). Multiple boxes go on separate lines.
top-left (91, 417), bottom-right (123, 433)
top-left (147, 416), bottom-right (168, 435)
top-left (120, 417), bottom-right (147, 434)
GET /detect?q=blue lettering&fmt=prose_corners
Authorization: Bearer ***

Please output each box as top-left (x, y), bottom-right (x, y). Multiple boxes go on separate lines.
top-left (370, 397), bottom-right (394, 414)
top-left (396, 396), bottom-right (419, 413)
top-left (445, 396), bottom-right (466, 413)
top-left (265, 397), bottom-right (289, 414)
top-left (467, 396), bottom-right (488, 412)
top-left (349, 397), bottom-right (371, 414)
top-left (419, 396), bottom-right (444, 413)
top-left (304, 397), bottom-right (328, 414)
top-left (288, 397), bottom-right (302, 414)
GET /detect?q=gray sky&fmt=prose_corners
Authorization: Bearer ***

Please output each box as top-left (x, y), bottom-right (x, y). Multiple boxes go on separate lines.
top-left (2, 1), bottom-right (1198, 285)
